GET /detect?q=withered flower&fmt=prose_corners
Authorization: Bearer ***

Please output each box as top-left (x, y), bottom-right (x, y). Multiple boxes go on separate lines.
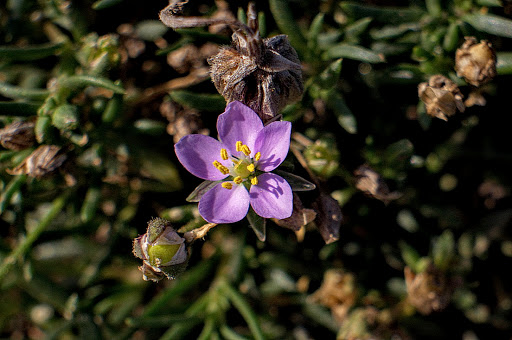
top-left (7, 145), bottom-right (67, 178)
top-left (455, 36), bottom-right (497, 87)
top-left (159, 1), bottom-right (303, 123)
top-left (418, 74), bottom-right (465, 121)
top-left (404, 264), bottom-right (454, 315)
top-left (0, 120), bottom-right (35, 151)
top-left (354, 165), bottom-right (401, 202)
top-left (132, 217), bottom-right (188, 282)
top-left (310, 269), bottom-right (358, 324)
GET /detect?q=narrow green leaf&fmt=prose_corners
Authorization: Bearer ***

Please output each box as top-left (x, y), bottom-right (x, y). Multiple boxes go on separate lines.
top-left (307, 13), bottom-right (325, 51)
top-left (370, 23), bottom-right (420, 40)
top-left (80, 187), bottom-right (101, 223)
top-left (326, 92), bottom-right (357, 134)
top-left (325, 44), bottom-right (385, 63)
top-left (0, 42), bottom-right (65, 61)
top-left (60, 76), bottom-right (125, 94)
top-left (340, 2), bottom-right (424, 24)
top-left (345, 17), bottom-right (373, 42)
top-left (462, 13), bottom-right (512, 38)
top-left (133, 119), bottom-right (166, 135)
top-left (102, 94), bottom-right (123, 123)
top-left (433, 230), bottom-right (455, 271)
top-left (135, 20), bottom-right (168, 41)
top-left (92, 0), bottom-right (123, 10)
top-left (169, 91), bottom-right (226, 112)
top-left (0, 82), bottom-right (49, 101)
top-left (0, 175), bottom-right (26, 214)
top-left (269, 0), bottom-right (307, 55)
top-left (247, 208), bottom-right (266, 242)
top-left (443, 21), bottom-right (460, 52)
top-left (425, 0), bottom-right (442, 17)
top-left (0, 102), bottom-right (40, 116)
top-left (497, 52), bottom-right (512, 75)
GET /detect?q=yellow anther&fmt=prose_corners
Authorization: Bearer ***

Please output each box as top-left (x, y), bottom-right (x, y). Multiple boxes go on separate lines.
top-left (240, 144), bottom-right (251, 156)
top-left (222, 182), bottom-right (233, 190)
top-left (246, 163), bottom-right (255, 172)
top-left (212, 160), bottom-right (229, 175)
top-left (233, 176), bottom-right (243, 184)
top-left (220, 148), bottom-right (228, 160)
top-left (254, 152), bottom-right (261, 161)
top-left (236, 141), bottom-right (243, 152)
top-left (251, 176), bottom-right (258, 186)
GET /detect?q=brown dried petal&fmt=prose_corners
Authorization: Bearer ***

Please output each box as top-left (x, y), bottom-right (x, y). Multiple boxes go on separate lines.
top-left (311, 192), bottom-right (342, 244)
top-left (0, 121), bottom-right (35, 151)
top-left (418, 74), bottom-right (465, 121)
top-left (7, 145), bottom-right (66, 178)
top-left (455, 36), bottom-right (497, 87)
top-left (273, 193), bottom-right (317, 231)
top-left (404, 264), bottom-right (454, 315)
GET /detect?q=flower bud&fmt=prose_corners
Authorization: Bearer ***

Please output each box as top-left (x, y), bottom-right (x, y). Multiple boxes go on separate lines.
top-left (7, 145), bottom-right (67, 178)
top-left (418, 74), bottom-right (465, 121)
top-left (132, 218), bottom-right (188, 282)
top-left (455, 36), bottom-right (496, 87)
top-left (52, 104), bottom-right (79, 131)
top-left (0, 120), bottom-right (35, 151)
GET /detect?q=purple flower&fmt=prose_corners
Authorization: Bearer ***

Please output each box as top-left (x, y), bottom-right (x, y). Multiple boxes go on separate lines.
top-left (175, 101), bottom-right (293, 224)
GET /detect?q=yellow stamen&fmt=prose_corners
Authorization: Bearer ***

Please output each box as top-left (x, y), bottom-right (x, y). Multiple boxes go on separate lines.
top-left (251, 176), bottom-right (258, 186)
top-left (222, 182), bottom-right (233, 190)
top-left (220, 148), bottom-right (228, 160)
top-left (254, 152), bottom-right (261, 161)
top-left (241, 144), bottom-right (251, 156)
top-left (246, 163), bottom-right (255, 172)
top-left (233, 176), bottom-right (243, 184)
top-left (236, 141), bottom-right (243, 152)
top-left (212, 160), bottom-right (229, 175)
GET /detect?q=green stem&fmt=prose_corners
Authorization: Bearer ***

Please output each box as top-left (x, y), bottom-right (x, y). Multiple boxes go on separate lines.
top-left (0, 191), bottom-right (70, 281)
top-left (0, 175), bottom-right (27, 214)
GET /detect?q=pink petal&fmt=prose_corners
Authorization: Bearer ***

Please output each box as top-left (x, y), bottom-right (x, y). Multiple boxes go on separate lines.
top-left (217, 101), bottom-right (263, 156)
top-left (175, 134), bottom-right (230, 181)
top-left (249, 173), bottom-right (293, 219)
top-left (254, 121), bottom-right (291, 172)
top-left (199, 182), bottom-right (250, 223)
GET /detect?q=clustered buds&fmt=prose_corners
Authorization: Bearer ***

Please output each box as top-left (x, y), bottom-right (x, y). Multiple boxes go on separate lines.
top-left (132, 218), bottom-right (188, 282)
top-left (0, 120), bottom-right (36, 151)
top-left (7, 145), bottom-right (67, 178)
top-left (418, 74), bottom-right (465, 121)
top-left (455, 37), bottom-right (497, 87)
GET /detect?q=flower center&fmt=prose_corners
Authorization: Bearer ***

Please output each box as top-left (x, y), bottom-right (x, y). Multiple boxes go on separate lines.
top-left (212, 140), bottom-right (262, 189)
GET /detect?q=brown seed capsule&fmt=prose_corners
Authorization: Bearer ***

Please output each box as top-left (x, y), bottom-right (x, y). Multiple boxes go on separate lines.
top-left (418, 74), bottom-right (465, 121)
top-left (404, 264), bottom-right (454, 315)
top-left (455, 36), bottom-right (497, 87)
top-left (159, 1), bottom-right (304, 123)
top-left (0, 120), bottom-right (36, 151)
top-left (7, 145), bottom-right (67, 178)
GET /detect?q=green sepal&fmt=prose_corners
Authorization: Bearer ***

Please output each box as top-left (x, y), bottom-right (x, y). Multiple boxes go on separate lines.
top-left (186, 180), bottom-right (223, 202)
top-left (247, 208), bottom-right (266, 242)
top-left (273, 170), bottom-right (316, 191)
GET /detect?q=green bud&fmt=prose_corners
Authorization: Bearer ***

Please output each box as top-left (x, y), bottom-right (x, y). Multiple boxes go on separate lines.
top-left (52, 104), bottom-right (79, 131)
top-left (303, 135), bottom-right (340, 178)
top-left (132, 218), bottom-right (188, 282)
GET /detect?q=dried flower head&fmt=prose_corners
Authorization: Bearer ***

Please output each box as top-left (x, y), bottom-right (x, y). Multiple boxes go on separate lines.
top-left (310, 269), bottom-right (358, 324)
top-left (0, 120), bottom-right (36, 151)
top-left (418, 74), bottom-right (465, 121)
top-left (455, 36), bottom-right (497, 87)
top-left (404, 264), bottom-right (454, 315)
top-left (159, 1), bottom-right (303, 123)
top-left (132, 217), bottom-right (188, 282)
top-left (7, 145), bottom-right (67, 178)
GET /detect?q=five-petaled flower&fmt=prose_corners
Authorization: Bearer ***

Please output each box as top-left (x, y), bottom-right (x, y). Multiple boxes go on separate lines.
top-left (175, 101), bottom-right (293, 224)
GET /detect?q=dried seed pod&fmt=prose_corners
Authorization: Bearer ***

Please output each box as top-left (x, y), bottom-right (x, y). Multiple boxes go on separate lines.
top-left (0, 120), bottom-right (35, 151)
top-left (7, 145), bottom-right (67, 178)
top-left (159, 1), bottom-right (303, 123)
top-left (354, 165), bottom-right (401, 202)
top-left (132, 217), bottom-right (188, 282)
top-left (455, 36), bottom-right (497, 87)
top-left (418, 74), bottom-right (465, 121)
top-left (404, 264), bottom-right (455, 315)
